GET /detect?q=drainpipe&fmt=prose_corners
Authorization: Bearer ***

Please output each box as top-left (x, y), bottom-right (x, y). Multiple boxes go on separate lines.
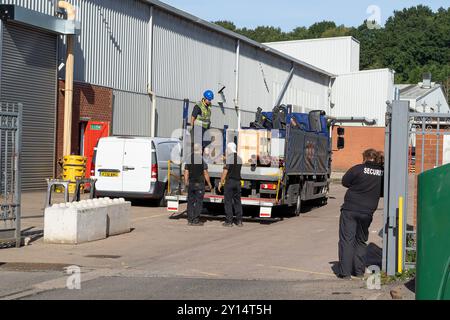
top-left (148, 6), bottom-right (156, 137)
top-left (59, 1), bottom-right (76, 156)
top-left (149, 90), bottom-right (156, 137)
top-left (234, 39), bottom-right (240, 128)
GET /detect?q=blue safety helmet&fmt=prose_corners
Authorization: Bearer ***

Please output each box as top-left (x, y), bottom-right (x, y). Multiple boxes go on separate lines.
top-left (203, 90), bottom-right (214, 101)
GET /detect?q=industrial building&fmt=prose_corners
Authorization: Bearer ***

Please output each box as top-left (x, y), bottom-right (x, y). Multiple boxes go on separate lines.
top-left (265, 36), bottom-right (360, 75)
top-left (396, 81), bottom-right (449, 113)
top-left (266, 37), bottom-right (395, 171)
top-left (0, 0), bottom-right (334, 190)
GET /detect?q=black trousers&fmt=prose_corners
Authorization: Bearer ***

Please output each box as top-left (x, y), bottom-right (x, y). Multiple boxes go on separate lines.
top-left (338, 209), bottom-right (373, 277)
top-left (187, 182), bottom-right (205, 223)
top-left (224, 179), bottom-right (243, 223)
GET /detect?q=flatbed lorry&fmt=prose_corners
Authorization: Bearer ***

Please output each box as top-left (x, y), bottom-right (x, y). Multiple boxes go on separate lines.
top-left (166, 102), bottom-right (332, 220)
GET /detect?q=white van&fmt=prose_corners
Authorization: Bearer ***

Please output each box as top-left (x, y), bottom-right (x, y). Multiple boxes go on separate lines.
top-left (94, 136), bottom-right (181, 205)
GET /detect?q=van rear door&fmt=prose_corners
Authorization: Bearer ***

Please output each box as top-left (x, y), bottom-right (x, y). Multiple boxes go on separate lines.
top-left (122, 140), bottom-right (153, 192)
top-left (95, 139), bottom-right (125, 192)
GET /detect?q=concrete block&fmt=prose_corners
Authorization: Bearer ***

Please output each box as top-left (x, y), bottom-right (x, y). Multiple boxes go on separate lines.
top-left (106, 198), bottom-right (131, 237)
top-left (44, 202), bottom-right (107, 244)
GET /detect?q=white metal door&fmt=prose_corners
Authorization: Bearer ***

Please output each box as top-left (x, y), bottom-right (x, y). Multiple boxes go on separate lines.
top-left (122, 140), bottom-right (152, 192)
top-left (95, 139), bottom-right (125, 192)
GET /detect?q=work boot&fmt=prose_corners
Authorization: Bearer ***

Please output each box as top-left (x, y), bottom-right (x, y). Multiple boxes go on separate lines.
top-left (222, 222), bottom-right (233, 227)
top-left (337, 274), bottom-right (352, 280)
top-left (235, 220), bottom-right (243, 227)
top-left (190, 220), bottom-right (204, 226)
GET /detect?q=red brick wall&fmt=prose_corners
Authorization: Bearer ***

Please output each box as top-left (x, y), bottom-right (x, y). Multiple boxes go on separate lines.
top-left (413, 130), bottom-right (446, 225)
top-left (56, 80), bottom-right (113, 177)
top-left (415, 131), bottom-right (444, 172)
top-left (331, 126), bottom-right (385, 172)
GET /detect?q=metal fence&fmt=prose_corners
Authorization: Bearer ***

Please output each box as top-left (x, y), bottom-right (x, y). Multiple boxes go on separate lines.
top-left (0, 102), bottom-right (22, 248)
top-left (383, 100), bottom-right (450, 275)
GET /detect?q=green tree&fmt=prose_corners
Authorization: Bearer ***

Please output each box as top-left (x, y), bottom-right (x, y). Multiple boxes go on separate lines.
top-left (213, 20), bottom-right (237, 32)
top-left (308, 21), bottom-right (337, 38)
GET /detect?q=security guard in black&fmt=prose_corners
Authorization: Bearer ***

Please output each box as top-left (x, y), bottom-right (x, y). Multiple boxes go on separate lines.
top-left (342, 162), bottom-right (384, 213)
top-left (338, 150), bottom-right (384, 279)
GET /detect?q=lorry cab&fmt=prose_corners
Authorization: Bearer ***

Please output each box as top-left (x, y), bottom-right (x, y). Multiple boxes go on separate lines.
top-left (94, 136), bottom-right (181, 205)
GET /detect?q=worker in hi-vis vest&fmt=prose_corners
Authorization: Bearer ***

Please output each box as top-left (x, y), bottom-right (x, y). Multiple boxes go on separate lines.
top-left (191, 90), bottom-right (214, 148)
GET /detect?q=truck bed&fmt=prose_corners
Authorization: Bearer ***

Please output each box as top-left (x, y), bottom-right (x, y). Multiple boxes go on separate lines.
top-left (207, 163), bottom-right (281, 182)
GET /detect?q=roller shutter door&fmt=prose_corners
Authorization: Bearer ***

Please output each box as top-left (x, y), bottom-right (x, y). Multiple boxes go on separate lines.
top-left (0, 22), bottom-right (57, 190)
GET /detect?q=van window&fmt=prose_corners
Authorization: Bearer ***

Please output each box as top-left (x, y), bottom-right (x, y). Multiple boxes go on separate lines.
top-left (157, 142), bottom-right (180, 163)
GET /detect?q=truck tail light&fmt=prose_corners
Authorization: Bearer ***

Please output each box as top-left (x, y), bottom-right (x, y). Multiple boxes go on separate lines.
top-left (151, 164), bottom-right (158, 183)
top-left (261, 183), bottom-right (277, 190)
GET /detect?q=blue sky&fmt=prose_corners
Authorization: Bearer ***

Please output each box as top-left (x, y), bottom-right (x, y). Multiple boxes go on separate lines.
top-left (161, 0), bottom-right (449, 31)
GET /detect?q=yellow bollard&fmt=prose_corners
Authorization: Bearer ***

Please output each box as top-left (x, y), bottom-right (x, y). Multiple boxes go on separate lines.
top-left (398, 196), bottom-right (404, 274)
top-left (62, 155), bottom-right (87, 194)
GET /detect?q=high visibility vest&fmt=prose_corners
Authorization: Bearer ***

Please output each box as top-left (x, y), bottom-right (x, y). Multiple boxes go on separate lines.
top-left (194, 101), bottom-right (211, 129)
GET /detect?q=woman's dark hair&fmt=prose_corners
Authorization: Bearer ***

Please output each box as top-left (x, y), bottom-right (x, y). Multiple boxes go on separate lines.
top-left (375, 151), bottom-right (384, 165)
top-left (362, 149), bottom-right (378, 162)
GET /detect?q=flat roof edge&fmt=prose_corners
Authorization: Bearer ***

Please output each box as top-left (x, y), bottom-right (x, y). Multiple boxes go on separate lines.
top-left (264, 36), bottom-right (360, 45)
top-left (336, 68), bottom-right (394, 76)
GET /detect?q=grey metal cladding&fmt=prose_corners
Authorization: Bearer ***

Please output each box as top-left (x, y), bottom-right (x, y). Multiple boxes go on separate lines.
top-left (154, 96), bottom-right (244, 139)
top-left (239, 43), bottom-right (291, 111)
top-left (142, 0), bottom-right (334, 77)
top-left (0, 22), bottom-right (57, 190)
top-left (0, 0), bottom-right (56, 16)
top-left (154, 97), bottom-right (183, 138)
top-left (112, 90), bottom-right (152, 136)
top-left (57, 0), bottom-right (150, 93)
top-left (152, 9), bottom-right (237, 108)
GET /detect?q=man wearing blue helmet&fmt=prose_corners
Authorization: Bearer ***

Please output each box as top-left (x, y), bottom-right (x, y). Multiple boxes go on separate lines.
top-left (191, 90), bottom-right (214, 134)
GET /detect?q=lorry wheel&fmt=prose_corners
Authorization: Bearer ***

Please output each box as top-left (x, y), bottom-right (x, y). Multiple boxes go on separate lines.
top-left (294, 195), bottom-right (302, 216)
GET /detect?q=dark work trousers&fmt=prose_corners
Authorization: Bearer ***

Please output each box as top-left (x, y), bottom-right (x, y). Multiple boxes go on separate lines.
top-left (187, 182), bottom-right (205, 223)
top-left (224, 179), bottom-right (243, 224)
top-left (338, 209), bottom-right (373, 277)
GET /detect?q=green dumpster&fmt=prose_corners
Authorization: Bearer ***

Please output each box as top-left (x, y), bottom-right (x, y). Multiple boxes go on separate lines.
top-left (416, 164), bottom-right (450, 300)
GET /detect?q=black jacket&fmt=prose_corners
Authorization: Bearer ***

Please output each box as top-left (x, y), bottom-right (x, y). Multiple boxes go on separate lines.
top-left (342, 161), bottom-right (384, 214)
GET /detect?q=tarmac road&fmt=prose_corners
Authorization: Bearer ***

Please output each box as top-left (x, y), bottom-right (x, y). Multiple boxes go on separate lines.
top-left (0, 183), bottom-right (414, 300)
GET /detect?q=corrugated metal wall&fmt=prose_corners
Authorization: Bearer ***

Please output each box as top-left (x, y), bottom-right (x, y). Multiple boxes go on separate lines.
top-left (112, 90), bottom-right (152, 136)
top-left (1, 0), bottom-right (56, 15)
top-left (3, 0), bottom-right (333, 140)
top-left (265, 37), bottom-right (358, 75)
top-left (280, 66), bottom-right (330, 114)
top-left (239, 43), bottom-right (291, 111)
top-left (241, 110), bottom-right (257, 127)
top-left (152, 9), bottom-right (236, 106)
top-left (351, 39), bottom-right (360, 72)
top-left (239, 43), bottom-right (329, 114)
top-left (0, 22), bottom-right (57, 190)
top-left (155, 97), bottom-right (240, 138)
top-left (59, 0), bottom-right (150, 94)
top-left (331, 69), bottom-right (394, 127)
top-left (152, 8), bottom-right (245, 137)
